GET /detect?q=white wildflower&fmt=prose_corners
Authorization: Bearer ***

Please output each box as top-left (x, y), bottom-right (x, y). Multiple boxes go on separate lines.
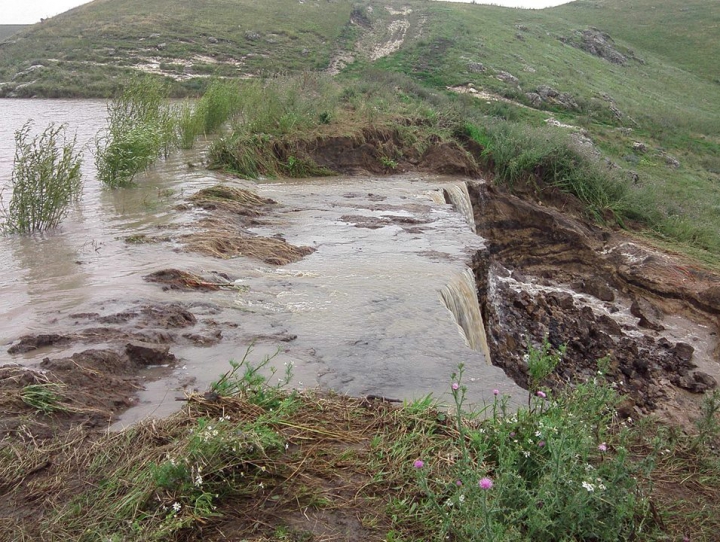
top-left (172, 502), bottom-right (182, 512)
top-left (582, 481), bottom-right (595, 492)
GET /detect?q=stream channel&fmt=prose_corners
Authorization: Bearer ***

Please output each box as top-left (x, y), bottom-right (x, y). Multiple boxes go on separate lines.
top-left (0, 100), bottom-right (526, 430)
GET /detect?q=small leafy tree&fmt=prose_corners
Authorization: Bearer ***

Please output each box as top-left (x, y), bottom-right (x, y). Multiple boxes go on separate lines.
top-left (1, 121), bottom-right (83, 234)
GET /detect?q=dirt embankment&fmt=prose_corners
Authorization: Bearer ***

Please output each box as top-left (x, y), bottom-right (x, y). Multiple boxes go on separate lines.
top-left (467, 182), bottom-right (720, 425)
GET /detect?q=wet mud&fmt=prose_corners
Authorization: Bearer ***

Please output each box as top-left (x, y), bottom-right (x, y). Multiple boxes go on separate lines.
top-left (1, 300), bottom-right (225, 438)
top-left (467, 182), bottom-right (720, 426)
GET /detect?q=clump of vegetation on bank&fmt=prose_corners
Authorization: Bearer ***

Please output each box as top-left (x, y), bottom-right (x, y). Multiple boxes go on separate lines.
top-left (461, 121), bottom-right (630, 221)
top-left (1, 121), bottom-right (83, 234)
top-left (207, 71), bottom-right (471, 179)
top-left (3, 346), bottom-right (720, 541)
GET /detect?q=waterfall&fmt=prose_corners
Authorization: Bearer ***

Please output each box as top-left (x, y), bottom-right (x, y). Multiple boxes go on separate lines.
top-left (444, 182), bottom-right (476, 233)
top-left (440, 267), bottom-right (491, 364)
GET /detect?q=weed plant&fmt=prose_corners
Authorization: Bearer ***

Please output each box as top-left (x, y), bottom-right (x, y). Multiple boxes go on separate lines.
top-left (178, 79), bottom-right (243, 149)
top-left (1, 121), bottom-right (82, 234)
top-left (95, 77), bottom-right (175, 187)
top-left (410, 355), bottom-right (649, 541)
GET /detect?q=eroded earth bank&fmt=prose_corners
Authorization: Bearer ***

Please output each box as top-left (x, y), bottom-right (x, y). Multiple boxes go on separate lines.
top-left (466, 182), bottom-right (720, 428)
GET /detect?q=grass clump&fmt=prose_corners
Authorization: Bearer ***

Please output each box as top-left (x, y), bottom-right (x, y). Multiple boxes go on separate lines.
top-left (20, 383), bottom-right (68, 415)
top-left (207, 74), bottom-right (343, 178)
top-left (95, 76), bottom-right (176, 187)
top-left (178, 79), bottom-right (243, 149)
top-left (464, 121), bottom-right (629, 221)
top-left (1, 121), bottom-right (82, 234)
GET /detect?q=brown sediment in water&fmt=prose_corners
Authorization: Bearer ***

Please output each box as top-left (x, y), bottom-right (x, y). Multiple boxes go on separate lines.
top-left (188, 185), bottom-right (276, 215)
top-left (143, 268), bottom-right (224, 291)
top-left (184, 225), bottom-right (315, 265)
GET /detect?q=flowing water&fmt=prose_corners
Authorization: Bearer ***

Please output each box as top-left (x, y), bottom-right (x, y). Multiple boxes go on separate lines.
top-left (0, 100), bottom-right (525, 428)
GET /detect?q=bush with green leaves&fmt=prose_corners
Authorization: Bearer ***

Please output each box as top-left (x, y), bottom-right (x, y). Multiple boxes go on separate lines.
top-left (95, 77), bottom-right (175, 187)
top-left (1, 121), bottom-right (83, 234)
top-left (411, 356), bottom-right (652, 541)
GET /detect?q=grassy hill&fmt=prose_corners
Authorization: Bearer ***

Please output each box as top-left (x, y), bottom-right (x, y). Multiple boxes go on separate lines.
top-left (0, 0), bottom-right (718, 263)
top-left (0, 25), bottom-right (29, 42)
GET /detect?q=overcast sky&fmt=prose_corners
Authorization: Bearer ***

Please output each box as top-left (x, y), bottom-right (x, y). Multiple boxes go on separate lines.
top-left (3, 0), bottom-right (574, 25)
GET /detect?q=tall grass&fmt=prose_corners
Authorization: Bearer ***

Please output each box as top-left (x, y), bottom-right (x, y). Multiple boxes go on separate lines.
top-left (95, 77), bottom-right (175, 188)
top-left (207, 74), bottom-right (343, 177)
top-left (207, 72), bottom-right (459, 178)
top-left (1, 122), bottom-right (83, 234)
top-left (464, 121), bottom-right (629, 221)
top-left (177, 79), bottom-right (243, 149)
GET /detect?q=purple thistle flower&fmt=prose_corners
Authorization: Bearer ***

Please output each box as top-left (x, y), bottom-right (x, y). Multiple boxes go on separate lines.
top-left (538, 441), bottom-right (545, 447)
top-left (413, 460), bottom-right (424, 469)
top-left (598, 443), bottom-right (607, 452)
top-left (509, 432), bottom-right (516, 438)
top-left (479, 477), bottom-right (493, 490)
top-left (452, 382), bottom-right (459, 391)
top-left (456, 480), bottom-right (463, 487)
top-left (493, 389), bottom-right (500, 396)
top-left (536, 390), bottom-right (547, 399)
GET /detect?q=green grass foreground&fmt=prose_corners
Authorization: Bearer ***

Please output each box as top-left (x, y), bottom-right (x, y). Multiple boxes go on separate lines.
top-left (3, 351), bottom-right (720, 541)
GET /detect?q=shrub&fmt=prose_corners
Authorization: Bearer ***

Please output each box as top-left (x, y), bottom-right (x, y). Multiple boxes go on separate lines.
top-left (95, 76), bottom-right (175, 187)
top-left (412, 357), bottom-right (650, 541)
top-left (1, 121), bottom-right (82, 234)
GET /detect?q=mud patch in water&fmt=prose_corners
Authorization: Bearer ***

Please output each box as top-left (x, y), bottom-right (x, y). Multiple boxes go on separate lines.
top-left (1, 301), bottom-right (226, 437)
top-left (181, 183), bottom-right (315, 265)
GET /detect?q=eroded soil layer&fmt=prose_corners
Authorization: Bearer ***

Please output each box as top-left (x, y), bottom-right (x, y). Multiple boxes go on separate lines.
top-left (468, 182), bottom-right (720, 424)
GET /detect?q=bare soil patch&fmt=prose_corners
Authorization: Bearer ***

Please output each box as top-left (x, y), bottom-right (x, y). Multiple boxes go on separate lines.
top-left (468, 182), bottom-right (720, 425)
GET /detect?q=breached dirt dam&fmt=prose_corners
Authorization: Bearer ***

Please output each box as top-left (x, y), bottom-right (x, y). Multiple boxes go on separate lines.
top-left (2, 102), bottom-right (719, 433)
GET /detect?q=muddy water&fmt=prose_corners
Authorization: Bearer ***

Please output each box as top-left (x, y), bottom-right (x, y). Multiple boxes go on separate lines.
top-left (0, 100), bottom-right (525, 429)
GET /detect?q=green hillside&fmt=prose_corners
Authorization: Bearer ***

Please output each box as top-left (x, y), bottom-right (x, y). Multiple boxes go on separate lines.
top-left (555, 0), bottom-right (720, 83)
top-left (0, 0), bottom-right (719, 263)
top-left (0, 25), bottom-right (29, 42)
